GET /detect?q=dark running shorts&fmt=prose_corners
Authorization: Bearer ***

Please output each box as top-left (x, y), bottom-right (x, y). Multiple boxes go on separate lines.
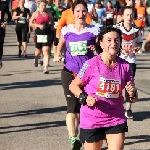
top-left (80, 122), bottom-right (128, 144)
top-left (34, 34), bottom-right (51, 49)
top-left (61, 69), bottom-right (81, 113)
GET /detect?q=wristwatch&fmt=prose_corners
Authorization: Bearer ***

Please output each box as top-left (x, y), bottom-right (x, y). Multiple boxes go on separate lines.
top-left (78, 92), bottom-right (88, 106)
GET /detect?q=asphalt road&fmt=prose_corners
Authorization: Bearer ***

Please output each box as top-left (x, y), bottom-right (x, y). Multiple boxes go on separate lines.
top-left (0, 25), bottom-right (150, 150)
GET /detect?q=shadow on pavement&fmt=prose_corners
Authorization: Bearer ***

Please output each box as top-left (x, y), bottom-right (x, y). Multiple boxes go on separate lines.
top-left (0, 79), bottom-right (62, 90)
top-left (136, 66), bottom-right (150, 69)
top-left (0, 68), bottom-right (62, 77)
top-left (0, 120), bottom-right (66, 134)
top-left (138, 97), bottom-right (150, 101)
top-left (2, 55), bottom-right (34, 61)
top-left (2, 55), bottom-right (58, 61)
top-left (0, 70), bottom-right (43, 76)
top-left (4, 44), bottom-right (35, 47)
top-left (133, 111), bottom-right (150, 121)
top-left (125, 135), bottom-right (150, 145)
top-left (2, 55), bottom-right (59, 61)
top-left (0, 106), bottom-right (67, 118)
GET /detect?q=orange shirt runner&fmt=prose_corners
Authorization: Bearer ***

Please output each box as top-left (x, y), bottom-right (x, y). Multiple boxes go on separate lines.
top-left (12, 0), bottom-right (20, 11)
top-left (134, 6), bottom-right (146, 28)
top-left (56, 8), bottom-right (92, 36)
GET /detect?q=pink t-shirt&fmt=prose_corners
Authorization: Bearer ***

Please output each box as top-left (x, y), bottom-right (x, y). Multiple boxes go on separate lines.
top-left (78, 55), bottom-right (133, 129)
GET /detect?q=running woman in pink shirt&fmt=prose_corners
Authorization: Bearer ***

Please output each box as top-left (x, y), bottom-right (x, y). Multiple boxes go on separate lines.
top-left (69, 26), bottom-right (138, 150)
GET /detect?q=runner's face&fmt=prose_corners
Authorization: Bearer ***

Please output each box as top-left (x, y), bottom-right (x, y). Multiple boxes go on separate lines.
top-left (20, 0), bottom-right (25, 6)
top-left (74, 4), bottom-right (87, 24)
top-left (54, 0), bottom-right (61, 7)
top-left (64, 0), bottom-right (68, 5)
top-left (107, 2), bottom-right (112, 8)
top-left (95, 3), bottom-right (101, 8)
top-left (100, 31), bottom-right (120, 56)
top-left (123, 9), bottom-right (133, 24)
top-left (39, 2), bottom-right (47, 11)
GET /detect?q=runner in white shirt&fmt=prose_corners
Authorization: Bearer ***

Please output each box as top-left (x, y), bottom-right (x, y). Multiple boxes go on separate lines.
top-left (24, 0), bottom-right (37, 42)
top-left (114, 6), bottom-right (143, 119)
top-left (24, 0), bottom-right (37, 14)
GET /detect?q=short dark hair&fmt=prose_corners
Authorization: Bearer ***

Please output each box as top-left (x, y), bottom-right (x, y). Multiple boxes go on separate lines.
top-left (96, 26), bottom-right (122, 55)
top-left (122, 6), bottom-right (134, 14)
top-left (72, 0), bottom-right (88, 13)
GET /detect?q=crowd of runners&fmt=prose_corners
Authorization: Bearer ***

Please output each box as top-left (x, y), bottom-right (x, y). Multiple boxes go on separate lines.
top-left (0, 0), bottom-right (150, 149)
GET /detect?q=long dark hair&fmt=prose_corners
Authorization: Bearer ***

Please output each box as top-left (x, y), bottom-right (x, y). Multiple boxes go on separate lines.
top-left (107, 0), bottom-right (113, 9)
top-left (96, 26), bottom-right (122, 55)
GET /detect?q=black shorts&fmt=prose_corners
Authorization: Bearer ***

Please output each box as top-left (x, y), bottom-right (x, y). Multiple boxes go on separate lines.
top-left (80, 122), bottom-right (128, 144)
top-left (61, 68), bottom-right (81, 113)
top-left (15, 24), bottom-right (29, 42)
top-left (129, 63), bottom-right (136, 77)
top-left (35, 34), bottom-right (51, 49)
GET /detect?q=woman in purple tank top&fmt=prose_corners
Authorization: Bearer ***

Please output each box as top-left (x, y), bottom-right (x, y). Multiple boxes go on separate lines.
top-left (69, 26), bottom-right (138, 150)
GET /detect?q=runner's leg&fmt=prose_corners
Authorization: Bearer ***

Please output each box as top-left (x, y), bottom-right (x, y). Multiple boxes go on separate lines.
top-left (42, 46), bottom-right (49, 74)
top-left (22, 25), bottom-right (29, 57)
top-left (15, 27), bottom-right (22, 57)
top-left (61, 70), bottom-right (82, 149)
